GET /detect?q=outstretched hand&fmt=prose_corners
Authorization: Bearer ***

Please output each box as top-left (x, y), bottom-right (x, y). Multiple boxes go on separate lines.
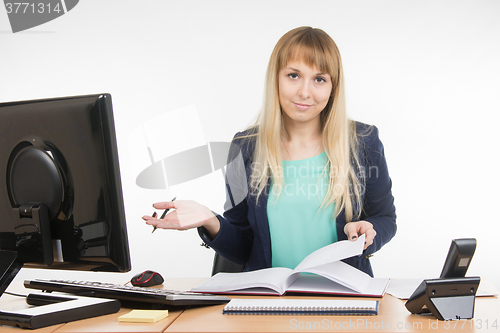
top-left (142, 200), bottom-right (220, 237)
top-left (344, 220), bottom-right (376, 250)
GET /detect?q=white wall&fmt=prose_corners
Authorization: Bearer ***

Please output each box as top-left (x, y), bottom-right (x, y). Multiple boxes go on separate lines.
top-left (1, 0), bottom-right (499, 289)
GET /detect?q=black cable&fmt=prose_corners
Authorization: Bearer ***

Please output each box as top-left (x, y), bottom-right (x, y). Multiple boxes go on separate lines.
top-left (3, 291), bottom-right (28, 298)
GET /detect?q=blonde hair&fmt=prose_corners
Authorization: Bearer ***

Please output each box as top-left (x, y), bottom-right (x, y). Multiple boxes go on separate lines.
top-left (242, 26), bottom-right (363, 222)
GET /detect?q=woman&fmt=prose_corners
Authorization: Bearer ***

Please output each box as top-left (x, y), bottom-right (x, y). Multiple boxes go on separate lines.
top-left (143, 27), bottom-right (396, 277)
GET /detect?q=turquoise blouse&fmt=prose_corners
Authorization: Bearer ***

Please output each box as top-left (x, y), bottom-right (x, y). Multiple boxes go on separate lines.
top-left (267, 152), bottom-right (337, 269)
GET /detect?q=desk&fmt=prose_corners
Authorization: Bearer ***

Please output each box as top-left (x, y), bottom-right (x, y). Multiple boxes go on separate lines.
top-left (50, 277), bottom-right (201, 333)
top-left (0, 273), bottom-right (203, 333)
top-left (165, 295), bottom-right (500, 333)
top-left (1, 275), bottom-right (499, 333)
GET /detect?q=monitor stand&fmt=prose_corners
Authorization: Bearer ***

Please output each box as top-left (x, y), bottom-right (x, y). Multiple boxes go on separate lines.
top-left (0, 250), bottom-right (121, 329)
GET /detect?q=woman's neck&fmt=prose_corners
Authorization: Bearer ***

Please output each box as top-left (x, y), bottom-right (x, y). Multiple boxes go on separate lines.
top-left (281, 118), bottom-right (323, 160)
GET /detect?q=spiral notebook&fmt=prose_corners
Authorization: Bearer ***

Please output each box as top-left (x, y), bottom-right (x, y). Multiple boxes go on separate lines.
top-left (223, 299), bottom-right (379, 315)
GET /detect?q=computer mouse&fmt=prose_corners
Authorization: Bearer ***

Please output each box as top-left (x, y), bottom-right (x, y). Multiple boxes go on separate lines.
top-left (131, 270), bottom-right (164, 287)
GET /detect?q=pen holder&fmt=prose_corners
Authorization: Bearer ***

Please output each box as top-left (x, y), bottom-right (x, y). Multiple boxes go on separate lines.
top-left (405, 277), bottom-right (480, 320)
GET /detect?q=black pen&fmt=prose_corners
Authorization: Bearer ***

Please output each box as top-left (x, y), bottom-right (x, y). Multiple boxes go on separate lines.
top-left (152, 197), bottom-right (176, 233)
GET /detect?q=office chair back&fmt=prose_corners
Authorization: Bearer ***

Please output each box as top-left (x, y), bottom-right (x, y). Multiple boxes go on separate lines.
top-left (211, 253), bottom-right (245, 276)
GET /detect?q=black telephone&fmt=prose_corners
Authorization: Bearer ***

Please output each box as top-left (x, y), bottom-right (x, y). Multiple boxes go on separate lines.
top-left (405, 238), bottom-right (480, 320)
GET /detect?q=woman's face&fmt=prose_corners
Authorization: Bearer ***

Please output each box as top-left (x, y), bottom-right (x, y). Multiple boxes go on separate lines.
top-left (278, 61), bottom-right (332, 126)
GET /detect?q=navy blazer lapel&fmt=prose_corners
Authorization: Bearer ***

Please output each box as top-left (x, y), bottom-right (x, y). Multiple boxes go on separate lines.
top-left (253, 178), bottom-right (272, 267)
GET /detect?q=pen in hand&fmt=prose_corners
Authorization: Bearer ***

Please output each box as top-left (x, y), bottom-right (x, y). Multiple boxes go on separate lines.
top-left (152, 197), bottom-right (177, 233)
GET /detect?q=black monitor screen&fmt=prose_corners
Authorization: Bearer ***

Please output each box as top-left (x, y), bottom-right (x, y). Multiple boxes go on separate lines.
top-left (0, 94), bottom-right (131, 272)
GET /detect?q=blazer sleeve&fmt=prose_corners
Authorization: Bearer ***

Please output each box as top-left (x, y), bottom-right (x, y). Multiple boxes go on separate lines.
top-left (359, 125), bottom-right (397, 255)
top-left (197, 133), bottom-right (254, 265)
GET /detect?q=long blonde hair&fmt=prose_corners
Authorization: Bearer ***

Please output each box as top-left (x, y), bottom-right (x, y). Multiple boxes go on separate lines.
top-left (243, 26), bottom-right (363, 222)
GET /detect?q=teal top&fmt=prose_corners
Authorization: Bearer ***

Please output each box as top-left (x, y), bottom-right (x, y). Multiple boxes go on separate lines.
top-left (267, 151), bottom-right (337, 269)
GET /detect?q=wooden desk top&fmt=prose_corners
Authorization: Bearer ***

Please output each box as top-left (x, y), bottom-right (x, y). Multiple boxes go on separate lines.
top-left (53, 307), bottom-right (184, 333)
top-left (165, 294), bottom-right (500, 333)
top-left (0, 276), bottom-right (204, 333)
top-left (1, 275), bottom-right (498, 333)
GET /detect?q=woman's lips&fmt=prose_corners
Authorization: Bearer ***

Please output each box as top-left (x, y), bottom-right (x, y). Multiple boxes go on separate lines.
top-left (293, 102), bottom-right (312, 111)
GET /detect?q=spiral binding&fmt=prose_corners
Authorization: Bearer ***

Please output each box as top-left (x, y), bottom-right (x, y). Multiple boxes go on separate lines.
top-left (223, 299), bottom-right (379, 315)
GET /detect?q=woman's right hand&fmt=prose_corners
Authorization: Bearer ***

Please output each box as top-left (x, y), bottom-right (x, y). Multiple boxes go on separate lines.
top-left (142, 200), bottom-right (220, 238)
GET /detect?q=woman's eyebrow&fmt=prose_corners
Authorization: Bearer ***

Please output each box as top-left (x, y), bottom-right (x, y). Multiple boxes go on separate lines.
top-left (284, 67), bottom-right (328, 76)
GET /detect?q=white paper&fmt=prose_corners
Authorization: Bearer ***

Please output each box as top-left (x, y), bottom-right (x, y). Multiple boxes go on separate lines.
top-left (294, 234), bottom-right (365, 271)
top-left (386, 278), bottom-right (499, 299)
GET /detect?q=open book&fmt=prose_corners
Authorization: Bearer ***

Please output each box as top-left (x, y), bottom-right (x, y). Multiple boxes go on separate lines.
top-left (191, 235), bottom-right (389, 297)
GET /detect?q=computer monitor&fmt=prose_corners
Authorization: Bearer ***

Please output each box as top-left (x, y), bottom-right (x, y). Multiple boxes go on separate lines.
top-left (0, 93), bottom-right (131, 328)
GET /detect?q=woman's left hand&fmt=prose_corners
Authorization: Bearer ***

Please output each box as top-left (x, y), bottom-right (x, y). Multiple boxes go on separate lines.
top-left (344, 221), bottom-right (376, 250)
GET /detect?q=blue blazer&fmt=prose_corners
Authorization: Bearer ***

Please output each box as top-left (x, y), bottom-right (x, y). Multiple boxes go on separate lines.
top-left (199, 122), bottom-right (396, 277)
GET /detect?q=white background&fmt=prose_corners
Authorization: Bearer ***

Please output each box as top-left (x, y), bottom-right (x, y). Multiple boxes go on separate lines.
top-left (1, 0), bottom-right (499, 290)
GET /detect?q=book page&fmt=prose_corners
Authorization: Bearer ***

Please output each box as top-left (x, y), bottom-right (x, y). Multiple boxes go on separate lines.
top-left (190, 267), bottom-right (296, 295)
top-left (297, 261), bottom-right (368, 293)
top-left (286, 274), bottom-right (360, 294)
top-left (294, 261), bottom-right (389, 296)
top-left (294, 234), bottom-right (365, 271)
top-left (287, 273), bottom-right (389, 297)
